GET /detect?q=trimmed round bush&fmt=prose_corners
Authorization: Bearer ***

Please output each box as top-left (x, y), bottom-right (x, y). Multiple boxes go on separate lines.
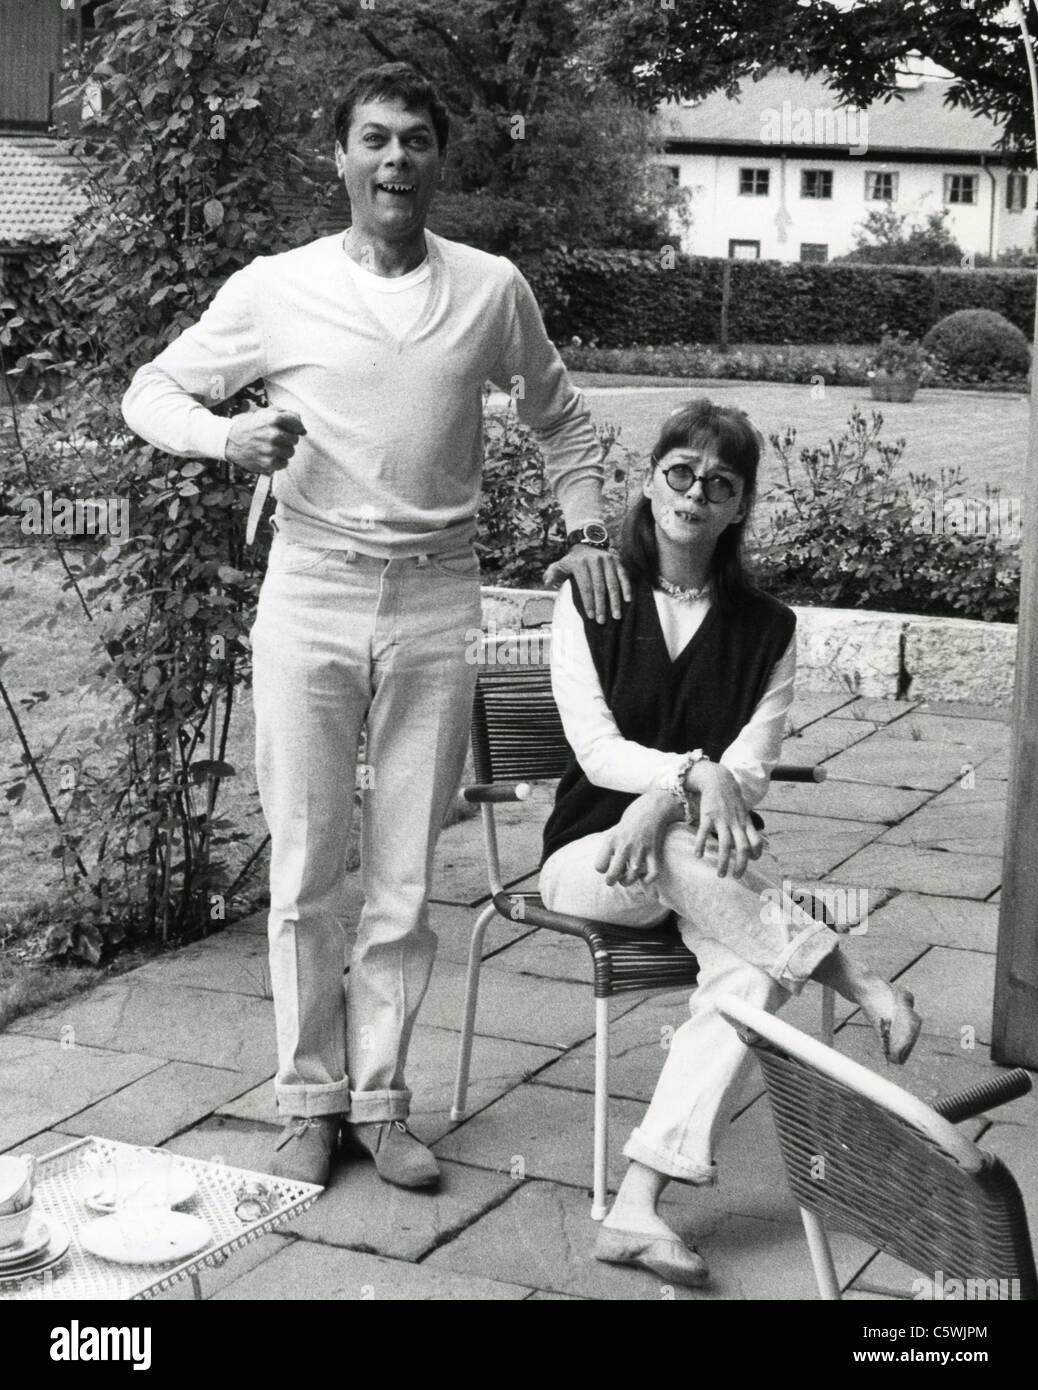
top-left (922, 308), bottom-right (1031, 383)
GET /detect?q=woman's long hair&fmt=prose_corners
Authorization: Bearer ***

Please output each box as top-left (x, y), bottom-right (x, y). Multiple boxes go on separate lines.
top-left (620, 398), bottom-right (762, 614)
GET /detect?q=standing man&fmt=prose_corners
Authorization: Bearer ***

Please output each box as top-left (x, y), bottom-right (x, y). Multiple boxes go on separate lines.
top-left (122, 62), bottom-right (628, 1190)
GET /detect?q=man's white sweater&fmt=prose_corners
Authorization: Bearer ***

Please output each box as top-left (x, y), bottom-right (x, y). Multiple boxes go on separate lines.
top-left (122, 229), bottom-right (605, 556)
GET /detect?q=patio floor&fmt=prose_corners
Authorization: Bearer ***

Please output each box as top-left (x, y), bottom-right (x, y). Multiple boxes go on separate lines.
top-left (3, 691), bottom-right (1034, 1301)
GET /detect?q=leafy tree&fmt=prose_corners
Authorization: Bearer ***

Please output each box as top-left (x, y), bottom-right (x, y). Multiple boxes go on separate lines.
top-left (281, 0), bottom-right (689, 255)
top-left (584, 0), bottom-right (1038, 163)
top-left (839, 206), bottom-right (964, 266)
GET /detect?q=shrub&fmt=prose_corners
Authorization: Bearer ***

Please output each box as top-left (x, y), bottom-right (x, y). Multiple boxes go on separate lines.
top-left (528, 248), bottom-right (1037, 350)
top-left (476, 400), bottom-right (639, 587)
top-left (922, 309), bottom-right (1031, 385)
top-left (754, 409), bottom-right (1020, 623)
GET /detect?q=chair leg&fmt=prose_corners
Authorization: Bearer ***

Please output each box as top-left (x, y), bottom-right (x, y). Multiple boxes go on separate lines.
top-left (800, 1206), bottom-right (841, 1299)
top-left (451, 903), bottom-right (498, 1121)
top-left (591, 995), bottom-right (610, 1221)
top-left (820, 983), bottom-right (835, 1048)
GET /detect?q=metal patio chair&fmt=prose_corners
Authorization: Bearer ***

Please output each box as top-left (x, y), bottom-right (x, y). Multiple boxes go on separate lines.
top-left (450, 654), bottom-right (836, 1220)
top-left (718, 992), bottom-right (1037, 1300)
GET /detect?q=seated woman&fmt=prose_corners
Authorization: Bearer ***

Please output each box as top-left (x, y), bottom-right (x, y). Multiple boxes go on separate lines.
top-left (540, 397), bottom-right (921, 1289)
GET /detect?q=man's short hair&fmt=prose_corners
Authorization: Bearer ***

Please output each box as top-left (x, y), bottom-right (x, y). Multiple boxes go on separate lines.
top-left (334, 63), bottom-right (450, 154)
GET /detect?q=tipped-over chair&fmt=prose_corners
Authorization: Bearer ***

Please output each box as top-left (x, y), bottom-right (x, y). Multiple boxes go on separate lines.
top-left (718, 992), bottom-right (1036, 1300)
top-left (451, 654), bottom-right (835, 1220)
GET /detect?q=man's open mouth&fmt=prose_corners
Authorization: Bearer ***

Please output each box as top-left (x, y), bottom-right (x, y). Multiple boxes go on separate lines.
top-left (376, 182), bottom-right (415, 196)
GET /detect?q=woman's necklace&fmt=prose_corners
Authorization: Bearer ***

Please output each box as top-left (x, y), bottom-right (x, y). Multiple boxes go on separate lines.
top-left (657, 575), bottom-right (707, 603)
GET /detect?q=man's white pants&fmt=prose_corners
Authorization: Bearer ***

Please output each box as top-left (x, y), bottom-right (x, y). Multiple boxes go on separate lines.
top-left (251, 532), bottom-right (481, 1121)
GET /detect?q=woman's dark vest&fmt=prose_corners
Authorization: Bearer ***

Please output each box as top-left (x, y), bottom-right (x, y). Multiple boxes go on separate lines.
top-left (541, 578), bottom-right (797, 865)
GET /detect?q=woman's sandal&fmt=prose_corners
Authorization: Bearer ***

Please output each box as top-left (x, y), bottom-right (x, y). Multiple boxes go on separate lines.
top-left (594, 1224), bottom-right (710, 1288)
top-left (878, 986), bottom-right (922, 1065)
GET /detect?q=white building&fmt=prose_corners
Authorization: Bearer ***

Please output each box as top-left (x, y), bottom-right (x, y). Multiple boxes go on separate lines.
top-left (658, 69), bottom-right (1035, 263)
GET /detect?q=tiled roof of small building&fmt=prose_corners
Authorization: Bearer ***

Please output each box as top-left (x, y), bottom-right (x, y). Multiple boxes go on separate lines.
top-left (0, 134), bottom-right (87, 246)
top-left (660, 69), bottom-right (1006, 156)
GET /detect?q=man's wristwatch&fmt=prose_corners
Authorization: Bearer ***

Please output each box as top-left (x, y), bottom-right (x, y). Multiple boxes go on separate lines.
top-left (566, 522), bottom-right (610, 551)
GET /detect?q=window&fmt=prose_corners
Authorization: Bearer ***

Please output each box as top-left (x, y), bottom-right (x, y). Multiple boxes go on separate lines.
top-left (800, 243), bottom-right (829, 263)
top-left (728, 239), bottom-right (761, 260)
top-left (664, 165), bottom-right (681, 185)
top-left (800, 169), bottom-right (834, 199)
top-left (739, 168), bottom-right (770, 196)
top-left (1007, 172), bottom-right (1029, 212)
top-left (944, 174), bottom-right (978, 205)
top-left (865, 171), bottom-right (898, 202)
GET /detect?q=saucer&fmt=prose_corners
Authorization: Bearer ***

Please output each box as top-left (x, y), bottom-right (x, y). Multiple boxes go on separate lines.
top-left (0, 1220), bottom-right (71, 1283)
top-left (80, 1163), bottom-right (197, 1215)
top-left (80, 1210), bottom-right (212, 1265)
top-left (0, 1213), bottom-right (51, 1265)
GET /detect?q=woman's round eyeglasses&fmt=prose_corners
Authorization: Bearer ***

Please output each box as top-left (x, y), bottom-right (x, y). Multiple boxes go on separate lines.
top-left (656, 463), bottom-right (740, 503)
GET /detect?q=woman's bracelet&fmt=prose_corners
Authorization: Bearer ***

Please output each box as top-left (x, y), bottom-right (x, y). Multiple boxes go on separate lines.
top-left (659, 750), bottom-right (709, 824)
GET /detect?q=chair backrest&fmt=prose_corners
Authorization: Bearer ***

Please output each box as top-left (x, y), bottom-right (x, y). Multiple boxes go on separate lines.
top-left (470, 661), bottom-right (572, 784)
top-left (718, 993), bottom-right (1038, 1299)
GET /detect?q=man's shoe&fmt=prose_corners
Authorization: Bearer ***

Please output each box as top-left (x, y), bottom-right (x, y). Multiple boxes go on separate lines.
top-left (269, 1115), bottom-right (339, 1186)
top-left (594, 1224), bottom-right (710, 1288)
top-left (344, 1120), bottom-right (440, 1189)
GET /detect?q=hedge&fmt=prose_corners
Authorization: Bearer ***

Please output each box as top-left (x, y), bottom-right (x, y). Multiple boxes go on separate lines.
top-left (528, 248), bottom-right (1037, 348)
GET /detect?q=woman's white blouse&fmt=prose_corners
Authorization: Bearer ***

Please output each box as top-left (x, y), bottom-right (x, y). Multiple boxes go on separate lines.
top-left (549, 581), bottom-right (796, 809)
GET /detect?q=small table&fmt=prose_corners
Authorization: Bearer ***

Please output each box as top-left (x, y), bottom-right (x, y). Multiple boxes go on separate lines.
top-left (0, 1136), bottom-right (322, 1301)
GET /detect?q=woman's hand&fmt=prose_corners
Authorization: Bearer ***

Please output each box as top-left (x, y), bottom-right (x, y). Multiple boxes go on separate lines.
top-left (593, 792), bottom-right (682, 887)
top-left (686, 762), bottom-right (763, 880)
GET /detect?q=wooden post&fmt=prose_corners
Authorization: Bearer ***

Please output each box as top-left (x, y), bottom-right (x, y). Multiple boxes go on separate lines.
top-left (719, 258), bottom-right (731, 353)
top-left (992, 295), bottom-right (1038, 1067)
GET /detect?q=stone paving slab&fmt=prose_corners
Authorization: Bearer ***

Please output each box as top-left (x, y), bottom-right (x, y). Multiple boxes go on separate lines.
top-left (869, 893), bottom-right (999, 953)
top-left (974, 747), bottom-right (1010, 781)
top-left (218, 1024), bottom-right (557, 1147)
top-left (429, 803), bottom-right (545, 906)
top-left (783, 716), bottom-right (878, 755)
top-left (873, 714), bottom-right (1010, 749)
top-left (978, 1124), bottom-right (1038, 1232)
top-left (225, 908), bottom-right (269, 936)
top-left (432, 1081), bottom-right (645, 1191)
top-left (832, 844), bottom-right (1002, 899)
top-left (774, 740), bottom-right (847, 772)
top-left (425, 900), bottom-right (533, 967)
top-left (164, 1115), bottom-right (284, 1174)
top-left (287, 1158), bottom-right (515, 1261)
top-left (59, 1060), bottom-right (271, 1147)
top-left (0, 1035), bottom-right (164, 1150)
top-left (424, 1178), bottom-right (869, 1301)
top-left (760, 779), bottom-right (931, 825)
top-left (2, 1129), bottom-right (82, 1158)
top-left (484, 924), bottom-right (598, 984)
top-left (419, 957), bottom-right (638, 1049)
top-left (893, 947), bottom-right (996, 1046)
top-left (827, 699), bottom-right (922, 725)
top-left (7, 980), bottom-right (278, 1073)
top-left (916, 701), bottom-right (1012, 724)
top-left (787, 692), bottom-right (860, 730)
top-left (127, 931), bottom-right (278, 997)
top-left (757, 811), bottom-right (884, 878)
top-left (879, 786), bottom-right (1006, 858)
top-left (212, 1239), bottom-right (531, 1300)
top-left (822, 740), bottom-right (971, 791)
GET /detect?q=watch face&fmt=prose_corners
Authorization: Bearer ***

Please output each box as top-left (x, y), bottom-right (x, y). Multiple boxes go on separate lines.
top-left (583, 523), bottom-right (609, 546)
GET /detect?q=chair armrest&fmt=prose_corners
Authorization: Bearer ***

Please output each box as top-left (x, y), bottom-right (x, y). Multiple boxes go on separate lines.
top-left (772, 764), bottom-right (827, 783)
top-left (463, 782), bottom-right (532, 804)
top-left (931, 1068), bottom-right (1032, 1124)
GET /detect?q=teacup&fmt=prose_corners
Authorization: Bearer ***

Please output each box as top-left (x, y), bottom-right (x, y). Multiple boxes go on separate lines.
top-left (0, 1196), bottom-right (34, 1249)
top-left (0, 1156), bottom-right (33, 1216)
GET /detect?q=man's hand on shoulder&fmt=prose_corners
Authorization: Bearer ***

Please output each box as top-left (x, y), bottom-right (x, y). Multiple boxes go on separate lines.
top-left (225, 408), bottom-right (307, 476)
top-left (543, 544), bottom-right (631, 624)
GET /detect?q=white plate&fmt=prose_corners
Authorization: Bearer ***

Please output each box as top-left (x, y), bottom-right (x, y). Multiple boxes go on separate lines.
top-left (80, 1210), bottom-right (212, 1265)
top-left (0, 1213), bottom-right (51, 1265)
top-left (80, 1163), bottom-right (197, 1215)
top-left (0, 1220), bottom-right (71, 1283)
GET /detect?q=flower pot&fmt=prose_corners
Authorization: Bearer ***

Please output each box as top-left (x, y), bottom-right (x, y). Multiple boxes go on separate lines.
top-left (870, 370), bottom-right (920, 403)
